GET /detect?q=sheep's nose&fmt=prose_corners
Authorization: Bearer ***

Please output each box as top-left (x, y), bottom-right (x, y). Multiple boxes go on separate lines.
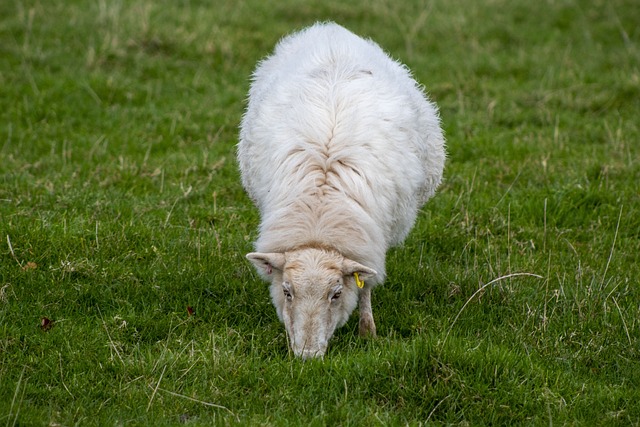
top-left (298, 348), bottom-right (325, 359)
top-left (294, 342), bottom-right (327, 359)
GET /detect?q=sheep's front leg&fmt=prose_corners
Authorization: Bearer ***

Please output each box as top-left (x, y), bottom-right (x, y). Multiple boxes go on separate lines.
top-left (358, 286), bottom-right (377, 337)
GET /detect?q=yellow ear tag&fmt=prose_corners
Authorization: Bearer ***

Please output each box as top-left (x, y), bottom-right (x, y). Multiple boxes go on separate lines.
top-left (354, 272), bottom-right (365, 289)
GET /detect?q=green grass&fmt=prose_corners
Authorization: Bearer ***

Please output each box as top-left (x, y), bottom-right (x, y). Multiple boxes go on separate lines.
top-left (1, 0), bottom-right (639, 425)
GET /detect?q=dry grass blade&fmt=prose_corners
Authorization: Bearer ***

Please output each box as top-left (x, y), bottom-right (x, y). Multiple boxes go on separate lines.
top-left (425, 395), bottom-right (451, 424)
top-left (147, 365), bottom-right (167, 412)
top-left (601, 205), bottom-right (623, 288)
top-left (6, 235), bottom-right (21, 267)
top-left (612, 296), bottom-right (632, 346)
top-left (97, 307), bottom-right (125, 366)
top-left (7, 366), bottom-right (26, 427)
top-left (158, 387), bottom-right (235, 416)
top-left (443, 273), bottom-right (544, 347)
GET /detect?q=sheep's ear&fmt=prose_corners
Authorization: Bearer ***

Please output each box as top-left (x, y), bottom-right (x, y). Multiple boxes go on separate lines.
top-left (247, 252), bottom-right (286, 276)
top-left (341, 258), bottom-right (377, 281)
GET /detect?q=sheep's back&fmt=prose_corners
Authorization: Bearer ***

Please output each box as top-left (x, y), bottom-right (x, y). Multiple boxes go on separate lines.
top-left (238, 23), bottom-right (445, 247)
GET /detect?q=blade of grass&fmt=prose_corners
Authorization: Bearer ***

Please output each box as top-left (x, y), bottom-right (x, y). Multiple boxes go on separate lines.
top-left (443, 273), bottom-right (544, 347)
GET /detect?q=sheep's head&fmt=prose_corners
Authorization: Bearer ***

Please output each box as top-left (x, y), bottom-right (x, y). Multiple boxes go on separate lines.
top-left (247, 247), bottom-right (376, 359)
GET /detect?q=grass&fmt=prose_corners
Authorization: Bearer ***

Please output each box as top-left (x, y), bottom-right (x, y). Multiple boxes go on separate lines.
top-left (1, 0), bottom-right (639, 425)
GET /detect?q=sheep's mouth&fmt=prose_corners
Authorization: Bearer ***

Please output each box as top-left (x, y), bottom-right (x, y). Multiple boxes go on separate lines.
top-left (294, 345), bottom-right (327, 359)
top-left (289, 334), bottom-right (329, 359)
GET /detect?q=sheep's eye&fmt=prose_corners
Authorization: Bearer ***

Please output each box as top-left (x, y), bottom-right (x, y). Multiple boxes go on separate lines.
top-left (331, 290), bottom-right (342, 301)
top-left (283, 288), bottom-right (293, 301)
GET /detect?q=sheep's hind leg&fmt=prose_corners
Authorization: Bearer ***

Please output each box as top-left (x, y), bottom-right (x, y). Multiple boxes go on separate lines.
top-left (358, 286), bottom-right (377, 337)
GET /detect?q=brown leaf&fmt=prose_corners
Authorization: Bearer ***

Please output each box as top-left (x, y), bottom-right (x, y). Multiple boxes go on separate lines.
top-left (22, 261), bottom-right (37, 271)
top-left (40, 317), bottom-right (54, 331)
top-left (187, 306), bottom-right (194, 316)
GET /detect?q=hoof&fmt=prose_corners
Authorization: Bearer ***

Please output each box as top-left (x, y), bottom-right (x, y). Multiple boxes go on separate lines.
top-left (359, 314), bottom-right (377, 338)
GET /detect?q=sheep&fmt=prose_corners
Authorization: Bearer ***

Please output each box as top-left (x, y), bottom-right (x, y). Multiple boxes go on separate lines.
top-left (237, 22), bottom-right (446, 359)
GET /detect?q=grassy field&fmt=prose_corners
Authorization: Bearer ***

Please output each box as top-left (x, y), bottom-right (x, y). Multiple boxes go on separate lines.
top-left (1, 0), bottom-right (639, 425)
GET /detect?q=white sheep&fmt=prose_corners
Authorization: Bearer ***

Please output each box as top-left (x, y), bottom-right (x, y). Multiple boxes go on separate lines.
top-left (238, 22), bottom-right (446, 358)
